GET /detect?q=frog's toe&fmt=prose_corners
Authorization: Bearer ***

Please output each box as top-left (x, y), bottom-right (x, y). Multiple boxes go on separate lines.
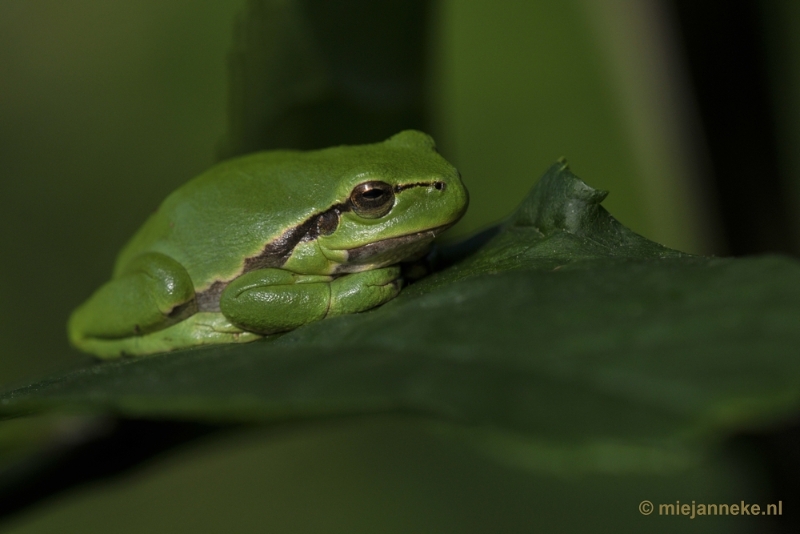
top-left (74, 313), bottom-right (262, 358)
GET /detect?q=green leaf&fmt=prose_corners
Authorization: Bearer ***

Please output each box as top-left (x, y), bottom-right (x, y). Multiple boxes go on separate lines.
top-left (3, 161), bottom-right (800, 474)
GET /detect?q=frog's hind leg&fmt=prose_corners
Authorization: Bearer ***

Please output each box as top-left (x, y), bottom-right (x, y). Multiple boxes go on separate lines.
top-left (69, 252), bottom-right (199, 357)
top-left (73, 312), bottom-right (263, 359)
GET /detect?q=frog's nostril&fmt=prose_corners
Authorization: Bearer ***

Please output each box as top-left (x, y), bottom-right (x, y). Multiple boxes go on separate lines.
top-left (434, 181), bottom-right (445, 191)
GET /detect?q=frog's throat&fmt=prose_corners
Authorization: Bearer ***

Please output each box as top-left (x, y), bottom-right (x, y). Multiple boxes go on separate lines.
top-left (329, 223), bottom-right (453, 274)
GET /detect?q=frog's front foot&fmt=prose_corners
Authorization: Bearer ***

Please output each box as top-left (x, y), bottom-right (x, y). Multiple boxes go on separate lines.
top-left (327, 266), bottom-right (402, 317)
top-left (219, 266), bottom-right (402, 335)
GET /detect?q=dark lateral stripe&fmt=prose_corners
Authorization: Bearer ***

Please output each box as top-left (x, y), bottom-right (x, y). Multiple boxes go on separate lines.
top-left (393, 181), bottom-right (440, 193)
top-left (195, 202), bottom-right (349, 311)
top-left (240, 182), bottom-right (434, 271)
top-left (242, 201), bottom-right (350, 272)
top-left (194, 183), bottom-right (428, 311)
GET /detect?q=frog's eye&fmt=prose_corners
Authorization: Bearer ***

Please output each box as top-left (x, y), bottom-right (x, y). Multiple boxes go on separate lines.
top-left (349, 181), bottom-right (395, 218)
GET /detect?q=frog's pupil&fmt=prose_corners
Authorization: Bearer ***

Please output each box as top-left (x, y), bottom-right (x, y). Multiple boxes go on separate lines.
top-left (350, 181), bottom-right (395, 218)
top-left (363, 189), bottom-right (386, 199)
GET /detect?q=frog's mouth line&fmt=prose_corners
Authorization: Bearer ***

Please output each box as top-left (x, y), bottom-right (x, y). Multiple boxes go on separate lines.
top-left (338, 222), bottom-right (455, 266)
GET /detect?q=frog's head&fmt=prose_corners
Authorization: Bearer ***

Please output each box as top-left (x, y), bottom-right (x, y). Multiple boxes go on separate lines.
top-left (315, 130), bottom-right (469, 273)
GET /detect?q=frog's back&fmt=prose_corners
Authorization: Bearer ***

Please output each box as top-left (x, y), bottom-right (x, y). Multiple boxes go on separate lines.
top-left (114, 149), bottom-right (351, 289)
top-left (113, 132), bottom-right (457, 290)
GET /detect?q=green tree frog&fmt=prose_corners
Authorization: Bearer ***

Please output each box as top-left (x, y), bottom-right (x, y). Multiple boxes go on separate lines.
top-left (68, 130), bottom-right (468, 358)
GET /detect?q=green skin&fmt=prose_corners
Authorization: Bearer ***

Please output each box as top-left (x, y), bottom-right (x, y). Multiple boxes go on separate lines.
top-left (68, 130), bottom-right (469, 358)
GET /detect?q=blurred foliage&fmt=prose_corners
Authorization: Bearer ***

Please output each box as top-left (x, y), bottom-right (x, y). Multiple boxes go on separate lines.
top-left (220, 0), bottom-right (431, 156)
top-left (763, 1), bottom-right (800, 239)
top-left (0, 420), bottom-right (767, 534)
top-left (430, 0), bottom-right (715, 253)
